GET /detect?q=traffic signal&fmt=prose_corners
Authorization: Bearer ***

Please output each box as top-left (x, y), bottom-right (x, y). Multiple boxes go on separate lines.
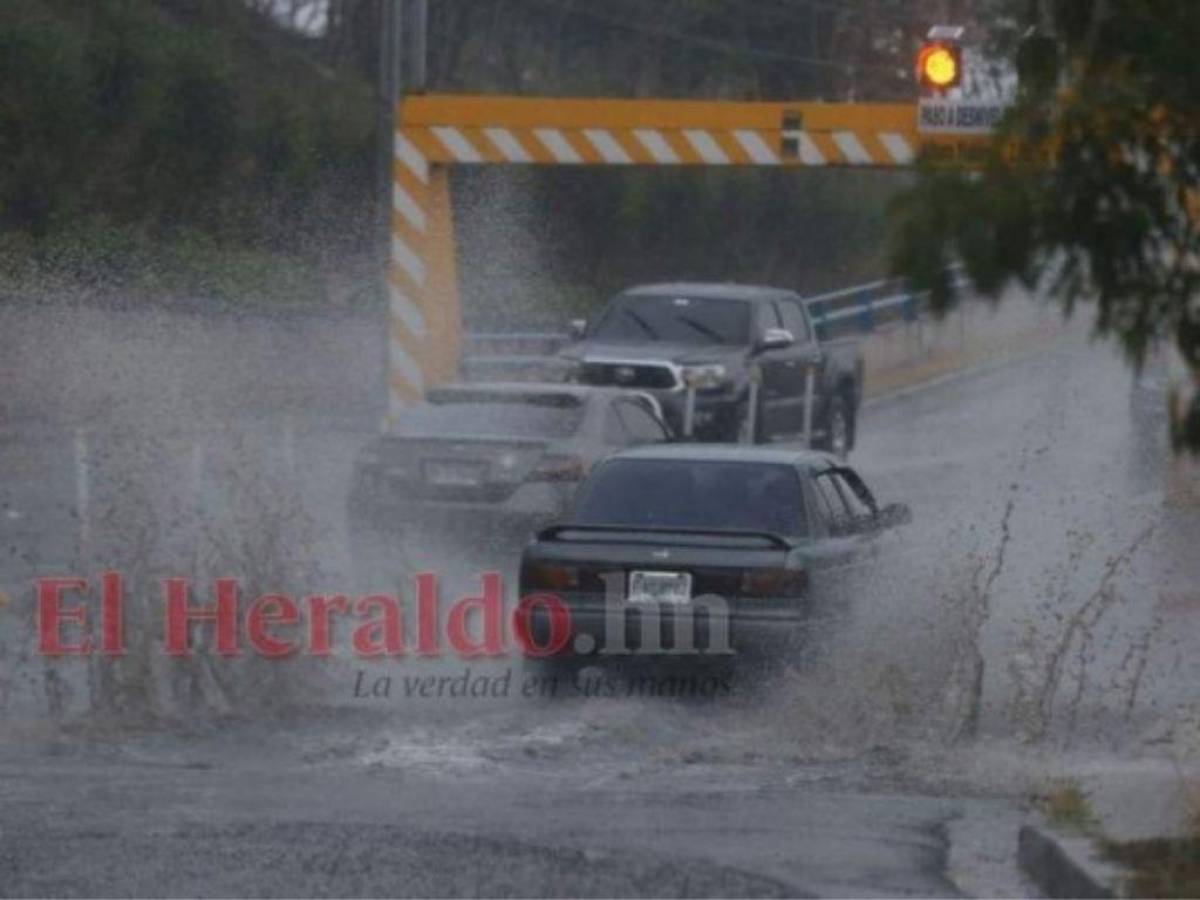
top-left (917, 26), bottom-right (964, 94)
top-left (918, 44), bottom-right (961, 91)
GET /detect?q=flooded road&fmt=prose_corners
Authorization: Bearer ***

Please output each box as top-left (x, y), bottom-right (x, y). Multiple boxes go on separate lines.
top-left (0, 311), bottom-right (1196, 896)
top-left (0, 714), bottom-right (1021, 897)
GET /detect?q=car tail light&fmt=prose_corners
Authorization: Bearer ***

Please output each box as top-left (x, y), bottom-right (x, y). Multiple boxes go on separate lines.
top-left (739, 569), bottom-right (807, 598)
top-left (523, 563), bottom-right (580, 591)
top-left (528, 454), bottom-right (587, 483)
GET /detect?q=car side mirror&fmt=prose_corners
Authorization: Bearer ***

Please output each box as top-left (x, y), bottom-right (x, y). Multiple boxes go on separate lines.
top-left (755, 328), bottom-right (794, 353)
top-left (569, 318), bottom-right (588, 340)
top-left (876, 502), bottom-right (913, 529)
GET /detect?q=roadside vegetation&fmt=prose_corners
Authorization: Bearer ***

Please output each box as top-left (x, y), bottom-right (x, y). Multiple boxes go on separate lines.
top-left (890, 0), bottom-right (1200, 452)
top-left (1031, 778), bottom-right (1200, 898)
top-left (1104, 833), bottom-right (1200, 899)
top-left (0, 0), bottom-right (376, 309)
top-left (25, 423), bottom-right (329, 721)
top-left (1102, 781), bottom-right (1200, 899)
top-left (1035, 778), bottom-right (1101, 834)
top-left (2, 0), bottom-right (976, 316)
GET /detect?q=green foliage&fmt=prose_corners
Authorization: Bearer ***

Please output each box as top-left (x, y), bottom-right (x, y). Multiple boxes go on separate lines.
top-left (0, 0), bottom-right (374, 305)
top-left (0, 5), bottom-right (92, 236)
top-left (429, 0), bottom-right (949, 102)
top-left (1036, 778), bottom-right (1101, 834)
top-left (889, 0), bottom-right (1200, 449)
top-left (0, 215), bottom-right (335, 309)
top-left (0, 0), bottom-right (956, 315)
top-left (1104, 835), bottom-right (1200, 899)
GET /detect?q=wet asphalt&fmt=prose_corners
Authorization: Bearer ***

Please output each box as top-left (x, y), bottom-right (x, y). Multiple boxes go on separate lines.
top-left (1, 324), bottom-right (1197, 897)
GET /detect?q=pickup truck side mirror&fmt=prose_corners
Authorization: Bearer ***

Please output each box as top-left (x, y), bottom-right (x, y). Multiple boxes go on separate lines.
top-left (569, 318), bottom-right (588, 340)
top-left (755, 328), bottom-right (794, 353)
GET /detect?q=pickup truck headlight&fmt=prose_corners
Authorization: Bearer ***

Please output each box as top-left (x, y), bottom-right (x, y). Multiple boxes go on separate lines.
top-left (681, 364), bottom-right (730, 391)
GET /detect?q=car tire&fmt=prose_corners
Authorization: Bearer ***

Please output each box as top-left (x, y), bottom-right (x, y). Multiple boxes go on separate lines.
top-left (819, 393), bottom-right (853, 459)
top-left (523, 655), bottom-right (580, 699)
top-left (735, 390), bottom-right (767, 445)
top-left (711, 407), bottom-right (742, 444)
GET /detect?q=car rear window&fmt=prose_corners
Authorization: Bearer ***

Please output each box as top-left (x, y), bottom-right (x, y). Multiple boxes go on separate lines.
top-left (395, 394), bottom-right (585, 439)
top-left (571, 459), bottom-right (808, 537)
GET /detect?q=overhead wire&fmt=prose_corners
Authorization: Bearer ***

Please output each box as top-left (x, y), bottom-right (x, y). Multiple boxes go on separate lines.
top-left (506, 0), bottom-right (912, 77)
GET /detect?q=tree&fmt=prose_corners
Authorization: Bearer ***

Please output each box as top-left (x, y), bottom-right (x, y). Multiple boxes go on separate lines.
top-left (0, 0), bottom-right (376, 303)
top-left (888, 0), bottom-right (1200, 451)
top-left (423, 0), bottom-right (954, 101)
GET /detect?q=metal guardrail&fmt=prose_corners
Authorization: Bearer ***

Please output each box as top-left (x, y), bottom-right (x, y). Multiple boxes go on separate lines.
top-left (460, 333), bottom-right (574, 381)
top-left (465, 332), bottom-right (571, 357)
top-left (805, 278), bottom-right (917, 340)
top-left (461, 269), bottom-right (970, 379)
top-left (805, 266), bottom-right (968, 341)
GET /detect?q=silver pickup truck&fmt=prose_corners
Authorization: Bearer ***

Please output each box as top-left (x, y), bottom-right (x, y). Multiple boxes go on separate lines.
top-left (558, 282), bottom-right (865, 456)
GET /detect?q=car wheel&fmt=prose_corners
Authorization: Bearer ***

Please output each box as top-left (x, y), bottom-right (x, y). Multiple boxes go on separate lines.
top-left (522, 655), bottom-right (580, 699)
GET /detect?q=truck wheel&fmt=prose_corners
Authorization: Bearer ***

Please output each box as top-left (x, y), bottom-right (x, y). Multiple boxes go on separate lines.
top-left (823, 394), bottom-right (853, 459)
top-left (841, 390), bottom-right (859, 453)
top-left (736, 391), bottom-right (766, 445)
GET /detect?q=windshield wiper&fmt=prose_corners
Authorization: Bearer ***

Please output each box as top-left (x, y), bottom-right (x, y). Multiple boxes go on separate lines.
top-left (676, 315), bottom-right (727, 344)
top-left (621, 308), bottom-right (660, 340)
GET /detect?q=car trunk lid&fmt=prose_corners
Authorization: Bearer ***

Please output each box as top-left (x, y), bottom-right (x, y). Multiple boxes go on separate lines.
top-left (371, 435), bottom-right (555, 502)
top-left (523, 526), bottom-right (795, 597)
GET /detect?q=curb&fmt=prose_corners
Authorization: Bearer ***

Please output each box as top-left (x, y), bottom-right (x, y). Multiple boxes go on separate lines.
top-left (1017, 823), bottom-right (1120, 899)
top-left (861, 344), bottom-right (1053, 410)
top-left (861, 329), bottom-right (1073, 409)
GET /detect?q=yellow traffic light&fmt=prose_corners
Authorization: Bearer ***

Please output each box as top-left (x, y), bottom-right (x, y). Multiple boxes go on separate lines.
top-left (918, 43), bottom-right (961, 91)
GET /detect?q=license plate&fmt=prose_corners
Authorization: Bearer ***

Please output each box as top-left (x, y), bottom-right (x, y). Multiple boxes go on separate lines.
top-left (424, 461), bottom-right (486, 487)
top-left (628, 571), bottom-right (692, 605)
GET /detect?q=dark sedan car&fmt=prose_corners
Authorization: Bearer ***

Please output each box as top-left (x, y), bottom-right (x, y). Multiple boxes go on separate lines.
top-left (348, 383), bottom-right (673, 530)
top-left (517, 444), bottom-right (911, 674)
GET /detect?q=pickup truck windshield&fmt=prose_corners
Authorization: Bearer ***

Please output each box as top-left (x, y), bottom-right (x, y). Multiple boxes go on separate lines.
top-left (572, 459), bottom-right (808, 537)
top-left (589, 295), bottom-right (751, 346)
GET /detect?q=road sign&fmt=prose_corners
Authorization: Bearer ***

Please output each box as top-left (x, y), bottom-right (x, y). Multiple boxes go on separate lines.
top-left (918, 99), bottom-right (1011, 135)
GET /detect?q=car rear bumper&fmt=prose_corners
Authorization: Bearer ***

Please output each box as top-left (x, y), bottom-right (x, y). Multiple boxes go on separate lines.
top-left (520, 597), bottom-right (808, 659)
top-left (349, 478), bottom-right (574, 532)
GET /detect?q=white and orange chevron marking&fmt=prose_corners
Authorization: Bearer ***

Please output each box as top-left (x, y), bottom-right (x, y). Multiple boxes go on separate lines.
top-left (409, 123), bottom-right (916, 167)
top-left (386, 132), bottom-right (461, 424)
top-left (399, 95), bottom-right (926, 168)
top-left (386, 94), bottom-right (965, 420)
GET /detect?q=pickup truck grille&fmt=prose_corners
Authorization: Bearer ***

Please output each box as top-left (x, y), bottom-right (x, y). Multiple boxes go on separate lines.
top-left (578, 361), bottom-right (679, 391)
